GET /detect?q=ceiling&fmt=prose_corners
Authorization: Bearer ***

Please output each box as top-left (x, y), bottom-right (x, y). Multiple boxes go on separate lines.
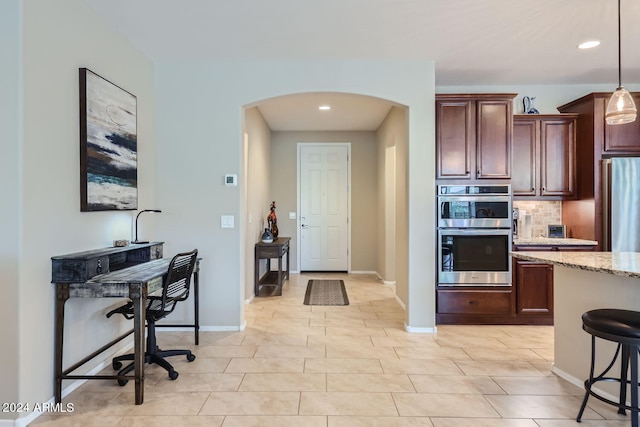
top-left (84, 0), bottom-right (640, 130)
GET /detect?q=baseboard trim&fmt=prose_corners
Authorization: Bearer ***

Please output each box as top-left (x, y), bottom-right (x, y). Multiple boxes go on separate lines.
top-left (13, 343), bottom-right (135, 427)
top-left (394, 294), bottom-right (406, 310)
top-left (551, 364), bottom-right (621, 405)
top-left (404, 323), bottom-right (437, 333)
top-left (199, 325), bottom-right (246, 332)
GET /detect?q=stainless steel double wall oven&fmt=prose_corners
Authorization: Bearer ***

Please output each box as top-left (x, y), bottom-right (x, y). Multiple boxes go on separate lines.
top-left (437, 184), bottom-right (513, 287)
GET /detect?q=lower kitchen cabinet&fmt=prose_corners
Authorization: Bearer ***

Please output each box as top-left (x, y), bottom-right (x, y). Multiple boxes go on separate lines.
top-left (436, 287), bottom-right (518, 325)
top-left (436, 286), bottom-right (553, 325)
top-left (438, 289), bottom-right (512, 315)
top-left (514, 258), bottom-right (553, 318)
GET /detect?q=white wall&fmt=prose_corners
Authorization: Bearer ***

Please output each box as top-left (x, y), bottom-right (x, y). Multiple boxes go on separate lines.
top-left (269, 131), bottom-right (379, 273)
top-left (155, 60), bottom-right (436, 330)
top-left (0, 0), bottom-right (22, 419)
top-left (244, 107), bottom-right (272, 301)
top-left (16, 0), bottom-right (155, 418)
top-left (376, 107), bottom-right (409, 292)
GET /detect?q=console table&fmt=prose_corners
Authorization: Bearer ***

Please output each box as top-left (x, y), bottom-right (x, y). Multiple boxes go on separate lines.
top-left (255, 237), bottom-right (290, 296)
top-left (51, 243), bottom-right (200, 405)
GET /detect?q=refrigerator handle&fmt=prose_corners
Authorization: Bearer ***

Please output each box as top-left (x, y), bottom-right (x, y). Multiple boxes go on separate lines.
top-left (601, 159), bottom-right (612, 251)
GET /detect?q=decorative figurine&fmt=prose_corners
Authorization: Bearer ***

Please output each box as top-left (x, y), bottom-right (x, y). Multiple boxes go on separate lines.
top-left (267, 201), bottom-right (279, 239)
top-left (523, 96), bottom-right (540, 114)
top-left (261, 227), bottom-right (273, 243)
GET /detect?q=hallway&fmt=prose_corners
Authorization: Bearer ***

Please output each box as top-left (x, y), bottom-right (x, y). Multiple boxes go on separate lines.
top-left (31, 273), bottom-right (628, 426)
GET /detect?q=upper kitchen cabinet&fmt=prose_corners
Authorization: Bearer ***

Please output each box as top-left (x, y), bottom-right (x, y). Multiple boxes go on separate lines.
top-left (512, 114), bottom-right (578, 199)
top-left (557, 92), bottom-right (640, 249)
top-left (436, 94), bottom-right (516, 181)
top-left (558, 92), bottom-right (640, 156)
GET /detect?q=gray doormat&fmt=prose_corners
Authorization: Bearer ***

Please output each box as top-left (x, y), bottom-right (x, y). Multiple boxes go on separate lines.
top-left (303, 280), bottom-right (349, 306)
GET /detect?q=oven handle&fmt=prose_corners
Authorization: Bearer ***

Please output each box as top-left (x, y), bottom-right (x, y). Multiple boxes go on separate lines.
top-left (438, 229), bottom-right (511, 236)
top-left (437, 195), bottom-right (511, 202)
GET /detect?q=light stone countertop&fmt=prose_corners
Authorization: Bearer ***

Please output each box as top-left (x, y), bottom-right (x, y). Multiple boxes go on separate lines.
top-left (513, 237), bottom-right (598, 246)
top-left (510, 251), bottom-right (640, 278)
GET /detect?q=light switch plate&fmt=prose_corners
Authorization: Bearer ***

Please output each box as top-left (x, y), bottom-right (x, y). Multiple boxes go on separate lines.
top-left (221, 215), bottom-right (234, 228)
top-left (289, 212), bottom-right (296, 219)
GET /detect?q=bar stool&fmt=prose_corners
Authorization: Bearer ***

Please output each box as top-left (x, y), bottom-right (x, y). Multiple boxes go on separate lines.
top-left (577, 309), bottom-right (640, 426)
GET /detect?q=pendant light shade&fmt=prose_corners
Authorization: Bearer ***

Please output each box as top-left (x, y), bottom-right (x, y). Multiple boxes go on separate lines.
top-left (606, 86), bottom-right (637, 124)
top-left (605, 0), bottom-right (637, 125)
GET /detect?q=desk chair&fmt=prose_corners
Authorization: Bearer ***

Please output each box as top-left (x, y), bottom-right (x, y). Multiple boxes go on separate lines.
top-left (107, 249), bottom-right (198, 385)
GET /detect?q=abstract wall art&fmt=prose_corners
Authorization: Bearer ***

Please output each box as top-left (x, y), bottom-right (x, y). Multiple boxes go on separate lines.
top-left (79, 68), bottom-right (137, 211)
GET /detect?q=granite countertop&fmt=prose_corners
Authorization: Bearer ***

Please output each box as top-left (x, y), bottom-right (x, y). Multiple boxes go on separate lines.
top-left (513, 237), bottom-right (598, 246)
top-left (511, 251), bottom-right (640, 278)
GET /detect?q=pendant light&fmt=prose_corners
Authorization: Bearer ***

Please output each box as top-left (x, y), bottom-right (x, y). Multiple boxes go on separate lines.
top-left (605, 0), bottom-right (637, 125)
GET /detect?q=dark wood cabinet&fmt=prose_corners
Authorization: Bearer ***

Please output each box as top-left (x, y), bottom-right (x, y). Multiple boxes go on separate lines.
top-left (512, 114), bottom-right (577, 199)
top-left (436, 94), bottom-right (516, 181)
top-left (437, 289), bottom-right (513, 315)
top-left (509, 244), bottom-right (596, 324)
top-left (604, 93), bottom-right (640, 153)
top-left (558, 92), bottom-right (640, 249)
top-left (514, 258), bottom-right (553, 316)
top-left (436, 287), bottom-right (515, 325)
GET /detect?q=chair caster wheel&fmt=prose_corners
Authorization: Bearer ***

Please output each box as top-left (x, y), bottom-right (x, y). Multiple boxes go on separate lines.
top-left (187, 354), bottom-right (196, 362)
top-left (169, 370), bottom-right (179, 380)
top-left (117, 379), bottom-right (128, 386)
top-left (113, 361), bottom-right (122, 370)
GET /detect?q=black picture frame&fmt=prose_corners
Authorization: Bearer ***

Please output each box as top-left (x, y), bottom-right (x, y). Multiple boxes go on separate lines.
top-left (79, 68), bottom-right (138, 211)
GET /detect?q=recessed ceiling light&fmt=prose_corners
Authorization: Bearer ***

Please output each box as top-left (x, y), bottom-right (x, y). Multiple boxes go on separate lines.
top-left (578, 40), bottom-right (601, 49)
top-left (318, 105), bottom-right (331, 111)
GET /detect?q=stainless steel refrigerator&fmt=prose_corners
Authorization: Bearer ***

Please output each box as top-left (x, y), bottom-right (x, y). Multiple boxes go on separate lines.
top-left (602, 157), bottom-right (640, 251)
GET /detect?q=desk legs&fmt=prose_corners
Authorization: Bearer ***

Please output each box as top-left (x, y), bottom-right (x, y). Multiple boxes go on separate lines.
top-left (193, 261), bottom-right (200, 345)
top-left (54, 284), bottom-right (69, 404)
top-left (285, 247), bottom-right (289, 280)
top-left (129, 283), bottom-right (147, 405)
top-left (277, 256), bottom-right (283, 293)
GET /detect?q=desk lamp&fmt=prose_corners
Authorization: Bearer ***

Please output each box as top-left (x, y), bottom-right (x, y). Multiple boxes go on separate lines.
top-left (133, 209), bottom-right (161, 244)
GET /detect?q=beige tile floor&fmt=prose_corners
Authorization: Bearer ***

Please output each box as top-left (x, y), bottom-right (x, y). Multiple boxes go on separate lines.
top-left (30, 272), bottom-right (632, 426)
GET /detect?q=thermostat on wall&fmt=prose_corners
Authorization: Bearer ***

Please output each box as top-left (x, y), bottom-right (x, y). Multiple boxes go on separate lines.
top-left (224, 174), bottom-right (237, 186)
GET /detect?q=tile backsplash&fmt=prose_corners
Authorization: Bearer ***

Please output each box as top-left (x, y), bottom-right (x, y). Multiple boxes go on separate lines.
top-left (513, 200), bottom-right (561, 238)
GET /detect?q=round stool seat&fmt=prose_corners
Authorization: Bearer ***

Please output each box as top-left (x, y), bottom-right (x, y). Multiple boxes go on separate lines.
top-left (582, 309), bottom-right (640, 339)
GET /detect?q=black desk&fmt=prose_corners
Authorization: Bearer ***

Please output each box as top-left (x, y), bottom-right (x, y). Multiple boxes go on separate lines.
top-left (51, 243), bottom-right (200, 405)
top-left (254, 237), bottom-right (290, 296)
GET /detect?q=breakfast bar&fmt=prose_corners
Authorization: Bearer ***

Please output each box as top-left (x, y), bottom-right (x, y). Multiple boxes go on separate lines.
top-left (511, 251), bottom-right (640, 398)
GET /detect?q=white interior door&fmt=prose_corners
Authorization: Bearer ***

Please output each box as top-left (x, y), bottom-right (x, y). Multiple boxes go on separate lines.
top-left (299, 144), bottom-right (349, 271)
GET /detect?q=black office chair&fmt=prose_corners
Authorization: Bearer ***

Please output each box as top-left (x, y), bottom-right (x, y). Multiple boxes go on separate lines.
top-left (107, 249), bottom-right (198, 385)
